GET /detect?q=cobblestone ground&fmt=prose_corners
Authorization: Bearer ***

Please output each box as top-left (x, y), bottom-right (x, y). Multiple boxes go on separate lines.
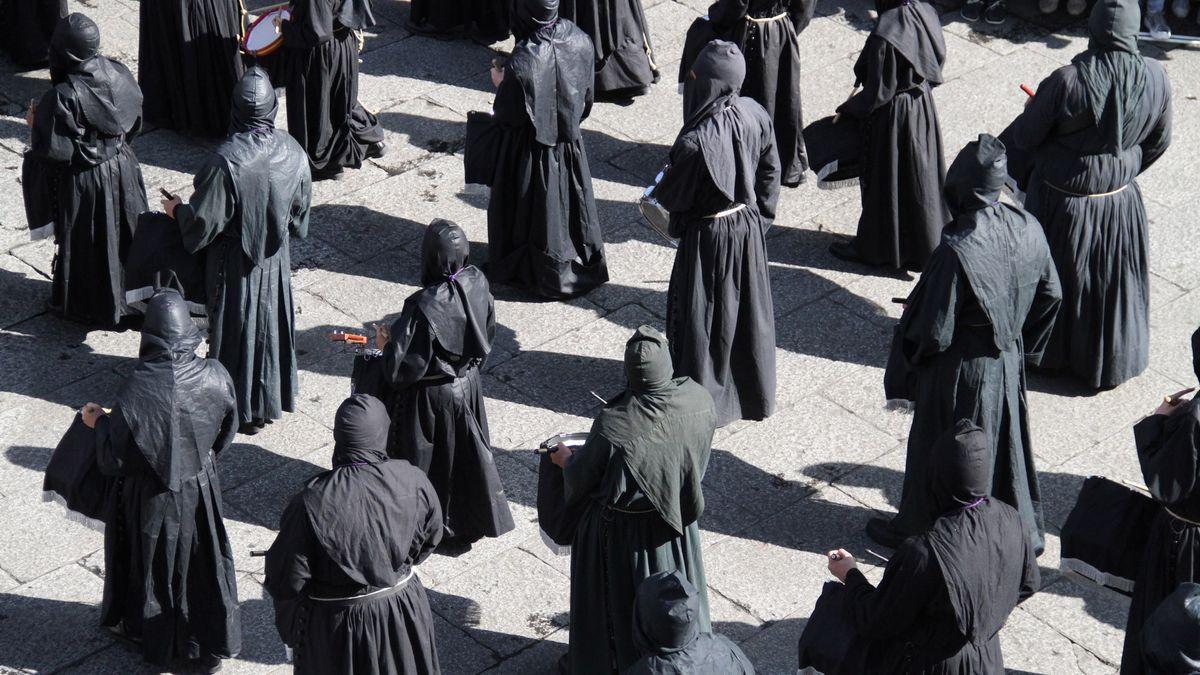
top-left (1, 0), bottom-right (1198, 672)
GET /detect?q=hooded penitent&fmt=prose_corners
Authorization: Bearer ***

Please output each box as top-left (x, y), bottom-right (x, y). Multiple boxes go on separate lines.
top-left (48, 13), bottom-right (141, 136)
top-left (507, 0), bottom-right (592, 146)
top-left (632, 570), bottom-right (702, 657)
top-left (1074, 0), bottom-right (1146, 153)
top-left (115, 289), bottom-right (235, 491)
top-left (1141, 582), bottom-right (1200, 673)
top-left (414, 219), bottom-right (492, 363)
top-left (870, 0), bottom-right (944, 87)
top-left (681, 39), bottom-right (745, 133)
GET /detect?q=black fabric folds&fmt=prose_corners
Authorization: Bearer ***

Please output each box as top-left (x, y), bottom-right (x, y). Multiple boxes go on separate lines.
top-left (0, 0), bottom-right (65, 66)
top-left (871, 0), bottom-right (944, 85)
top-left (681, 39), bottom-right (744, 136)
top-left (409, 0), bottom-right (509, 41)
top-left (1074, 0), bottom-right (1146, 153)
top-left (416, 220), bottom-right (491, 361)
top-left (51, 14), bottom-right (142, 136)
top-left (1141, 582), bottom-right (1200, 673)
top-left (508, 0), bottom-right (590, 145)
top-left (558, 0), bottom-right (657, 97)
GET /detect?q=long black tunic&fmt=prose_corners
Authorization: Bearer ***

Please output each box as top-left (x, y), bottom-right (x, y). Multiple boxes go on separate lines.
top-left (883, 135), bottom-right (1062, 554)
top-left (96, 290), bottom-right (241, 667)
top-left (138, 0), bottom-right (245, 138)
top-left (1006, 0), bottom-right (1171, 390)
top-left (176, 68), bottom-right (313, 426)
top-left (486, 12), bottom-right (609, 299)
top-left (561, 0), bottom-right (658, 98)
top-left (0, 0), bottom-right (65, 66)
top-left (1119, 394), bottom-right (1200, 674)
top-left (22, 22), bottom-right (147, 327)
top-left (280, 0), bottom-right (384, 175)
top-left (407, 0), bottom-right (509, 42)
top-left (837, 0), bottom-right (948, 271)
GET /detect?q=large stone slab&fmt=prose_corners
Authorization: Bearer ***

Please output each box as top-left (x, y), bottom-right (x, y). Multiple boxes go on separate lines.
top-left (0, 563), bottom-right (109, 672)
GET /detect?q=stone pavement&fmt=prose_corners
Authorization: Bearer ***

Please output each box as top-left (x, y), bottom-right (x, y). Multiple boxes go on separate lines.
top-left (1, 0), bottom-right (1198, 672)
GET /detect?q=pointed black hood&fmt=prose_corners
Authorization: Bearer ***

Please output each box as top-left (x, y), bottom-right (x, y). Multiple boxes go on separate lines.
top-left (944, 134), bottom-right (1007, 217)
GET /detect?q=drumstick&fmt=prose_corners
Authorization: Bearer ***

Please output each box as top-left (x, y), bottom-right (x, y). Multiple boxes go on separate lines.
top-left (250, 550), bottom-right (268, 557)
top-left (890, 297), bottom-right (908, 305)
top-left (1119, 479), bottom-right (1151, 495)
top-left (866, 548), bottom-right (890, 563)
top-left (1020, 84), bottom-right (1036, 98)
top-left (589, 390), bottom-right (608, 405)
top-left (1164, 387), bottom-right (1196, 405)
top-left (159, 187), bottom-right (177, 202)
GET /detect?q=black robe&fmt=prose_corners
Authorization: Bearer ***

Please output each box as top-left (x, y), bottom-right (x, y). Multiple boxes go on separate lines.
top-left (22, 52), bottom-right (147, 327)
top-left (883, 135), bottom-right (1062, 554)
top-left (837, 0), bottom-right (948, 272)
top-left (1119, 396), bottom-right (1200, 674)
top-left (1005, 6), bottom-right (1171, 389)
top-left (176, 70), bottom-right (313, 425)
top-left (1137, 582), bottom-right (1200, 672)
top-left (565, 327), bottom-right (718, 674)
top-left (96, 290), bottom-right (241, 667)
top-left (138, 0), bottom-right (245, 138)
top-left (0, 0), bottom-right (65, 66)
top-left (379, 221), bottom-right (515, 545)
top-left (280, 0), bottom-right (384, 175)
top-left (560, 0), bottom-right (658, 98)
top-left (657, 81), bottom-right (780, 426)
top-left (486, 17), bottom-right (609, 299)
top-left (407, 0), bottom-right (509, 42)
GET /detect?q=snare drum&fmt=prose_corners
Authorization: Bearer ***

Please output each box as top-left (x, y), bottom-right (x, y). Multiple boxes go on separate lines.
top-left (803, 114), bottom-right (864, 190)
top-left (537, 432), bottom-right (590, 554)
top-left (638, 168), bottom-right (678, 246)
top-left (1060, 475), bottom-right (1159, 596)
top-left (242, 4), bottom-right (291, 57)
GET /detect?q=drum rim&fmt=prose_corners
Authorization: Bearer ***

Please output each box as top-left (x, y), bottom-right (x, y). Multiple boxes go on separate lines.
top-left (242, 7), bottom-right (290, 56)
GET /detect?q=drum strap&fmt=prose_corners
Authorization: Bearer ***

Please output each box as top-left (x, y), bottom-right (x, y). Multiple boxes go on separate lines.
top-left (1042, 181), bottom-right (1129, 198)
top-left (747, 12), bottom-right (789, 23)
top-left (1166, 507), bottom-right (1200, 527)
top-left (308, 569), bottom-right (415, 602)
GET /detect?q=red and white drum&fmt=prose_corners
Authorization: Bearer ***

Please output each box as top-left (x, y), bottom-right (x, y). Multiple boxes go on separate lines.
top-left (242, 4), bottom-right (291, 57)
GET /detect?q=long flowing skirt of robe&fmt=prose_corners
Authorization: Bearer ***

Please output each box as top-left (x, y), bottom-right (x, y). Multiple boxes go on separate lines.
top-left (666, 206), bottom-right (775, 428)
top-left (407, 0), bottom-right (509, 42)
top-left (890, 328), bottom-right (1046, 554)
top-left (281, 28), bottom-right (383, 173)
top-left (561, 0), bottom-right (657, 97)
top-left (25, 144), bottom-right (147, 326)
top-left (139, 0), bottom-right (244, 138)
top-left (102, 458), bottom-right (241, 664)
top-left (486, 125), bottom-right (609, 299)
top-left (1024, 180), bottom-right (1149, 389)
top-left (0, 0), bottom-right (63, 66)
top-left (852, 84), bottom-right (947, 271)
top-left (1120, 510), bottom-right (1200, 674)
top-left (741, 15), bottom-right (808, 187)
top-left (203, 235), bottom-right (298, 425)
top-left (386, 368), bottom-right (515, 544)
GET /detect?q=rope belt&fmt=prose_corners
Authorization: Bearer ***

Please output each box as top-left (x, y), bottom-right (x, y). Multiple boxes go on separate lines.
top-left (747, 12), bottom-right (789, 23)
top-left (308, 570), bottom-right (415, 603)
top-left (1043, 181), bottom-right (1129, 198)
top-left (706, 203), bottom-right (747, 219)
top-left (606, 504), bottom-right (658, 515)
top-left (1166, 507), bottom-right (1200, 528)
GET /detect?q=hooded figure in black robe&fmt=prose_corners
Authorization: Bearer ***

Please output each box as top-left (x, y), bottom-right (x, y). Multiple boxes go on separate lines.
top-left (407, 0), bottom-right (509, 43)
top-left (1137, 582), bottom-right (1200, 673)
top-left (1119, 328), bottom-right (1200, 674)
top-left (556, 326), bottom-right (717, 674)
top-left (836, 421), bottom-right (1039, 674)
top-left (685, 0), bottom-right (815, 187)
top-left (828, 0), bottom-right (948, 272)
top-left (656, 40), bottom-right (780, 428)
top-left (264, 395), bottom-right (444, 675)
top-left (280, 0), bottom-right (385, 180)
top-left (21, 13), bottom-right (147, 327)
top-left (378, 219), bottom-right (515, 547)
top-left (486, 0), bottom-right (609, 299)
top-left (173, 67), bottom-right (313, 432)
top-left (559, 0), bottom-right (658, 98)
top-left (872, 135), bottom-right (1062, 555)
top-left (0, 0), bottom-right (65, 67)
top-left (138, 0), bottom-right (245, 138)
top-left (1005, 0), bottom-right (1171, 390)
top-left (626, 570), bottom-right (755, 675)
top-left (92, 289), bottom-right (241, 671)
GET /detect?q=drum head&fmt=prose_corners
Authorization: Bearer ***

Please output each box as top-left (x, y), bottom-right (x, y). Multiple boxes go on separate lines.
top-left (243, 7), bottom-right (290, 56)
top-left (638, 197), bottom-right (676, 245)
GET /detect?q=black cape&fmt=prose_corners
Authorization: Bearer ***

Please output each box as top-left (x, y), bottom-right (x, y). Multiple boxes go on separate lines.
top-left (626, 570), bottom-right (755, 674)
top-left (380, 221), bottom-right (515, 544)
top-left (138, 0), bottom-right (245, 137)
top-left (265, 395), bottom-right (444, 675)
top-left (884, 134), bottom-right (1062, 554)
top-left (280, 0), bottom-right (384, 174)
top-left (1138, 582), bottom-right (1200, 673)
top-left (486, 8), bottom-right (609, 298)
top-left (1005, 0), bottom-right (1171, 390)
top-left (560, 0), bottom-right (658, 97)
top-left (0, 0), bottom-right (65, 66)
top-left (96, 290), bottom-right (241, 666)
top-left (564, 327), bottom-right (717, 674)
top-left (22, 14), bottom-right (147, 326)
top-left (408, 0), bottom-right (509, 42)
top-left (658, 40), bottom-right (780, 427)
top-left (176, 67), bottom-right (313, 426)
top-left (836, 0), bottom-right (948, 271)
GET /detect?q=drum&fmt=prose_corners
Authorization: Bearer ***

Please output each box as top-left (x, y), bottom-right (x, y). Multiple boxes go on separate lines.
top-left (464, 110), bottom-right (500, 186)
top-left (536, 432), bottom-right (590, 555)
top-left (797, 581), bottom-right (856, 674)
top-left (1060, 476), bottom-right (1160, 596)
top-left (242, 4), bottom-right (291, 57)
top-left (638, 169), bottom-right (678, 247)
top-left (803, 114), bottom-right (864, 190)
top-left (42, 413), bottom-right (115, 532)
top-left (124, 211), bottom-right (207, 320)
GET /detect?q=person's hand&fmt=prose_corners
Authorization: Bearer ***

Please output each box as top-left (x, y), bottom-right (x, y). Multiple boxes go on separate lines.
top-left (1153, 398), bottom-right (1181, 417)
top-left (81, 403), bottom-right (106, 429)
top-left (374, 323), bottom-right (390, 350)
top-left (827, 548), bottom-right (858, 583)
top-left (490, 65), bottom-right (505, 89)
top-left (550, 442), bottom-right (573, 469)
top-left (25, 101), bottom-right (36, 127)
top-left (161, 196), bottom-right (182, 219)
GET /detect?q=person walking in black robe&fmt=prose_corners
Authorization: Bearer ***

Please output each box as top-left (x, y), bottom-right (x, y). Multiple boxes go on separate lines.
top-left (656, 40), bottom-right (780, 428)
top-left (21, 13), bottom-right (147, 327)
top-left (1005, 0), bottom-right (1172, 390)
top-left (165, 66), bottom-right (312, 434)
top-left (486, 0), bottom-right (609, 299)
top-left (280, 0), bottom-right (385, 180)
top-left (549, 325), bottom-right (717, 674)
top-left (872, 135), bottom-right (1061, 554)
top-left (372, 219), bottom-right (515, 549)
top-left (684, 0), bottom-right (816, 188)
top-left (1136, 582), bottom-right (1200, 673)
top-left (138, 0), bottom-right (245, 138)
top-left (626, 570), bottom-right (755, 675)
top-left (80, 289), bottom-right (241, 673)
top-left (826, 421), bottom-right (1040, 674)
top-left (1119, 328), bottom-right (1200, 674)
top-left (0, 0), bottom-right (65, 67)
top-left (560, 0), bottom-right (658, 99)
top-left (264, 394), bottom-right (443, 675)
top-left (407, 0), bottom-right (509, 43)
top-left (828, 0), bottom-right (948, 272)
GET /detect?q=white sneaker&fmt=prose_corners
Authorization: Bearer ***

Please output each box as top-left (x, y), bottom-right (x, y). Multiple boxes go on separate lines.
top-left (1145, 11), bottom-right (1173, 38)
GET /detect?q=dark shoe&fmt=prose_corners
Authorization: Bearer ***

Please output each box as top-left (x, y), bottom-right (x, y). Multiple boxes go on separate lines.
top-left (238, 422), bottom-right (261, 436)
top-left (984, 1), bottom-right (1008, 23)
top-left (829, 240), bottom-right (868, 265)
top-left (960, 0), bottom-right (984, 21)
top-left (366, 141), bottom-right (387, 159)
top-left (184, 655), bottom-right (223, 673)
top-left (313, 165), bottom-right (345, 182)
top-left (865, 517), bottom-right (907, 549)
